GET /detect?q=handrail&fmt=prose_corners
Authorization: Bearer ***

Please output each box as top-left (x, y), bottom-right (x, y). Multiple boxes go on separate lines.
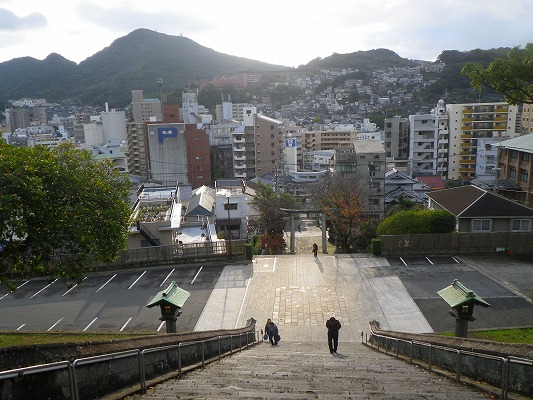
top-left (0, 330), bottom-right (260, 400)
top-left (365, 330), bottom-right (531, 400)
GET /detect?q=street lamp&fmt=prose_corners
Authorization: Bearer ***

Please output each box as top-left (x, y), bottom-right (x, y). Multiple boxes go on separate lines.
top-left (226, 192), bottom-right (233, 260)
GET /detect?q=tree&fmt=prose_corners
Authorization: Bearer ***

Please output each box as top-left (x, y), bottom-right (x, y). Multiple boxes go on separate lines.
top-left (462, 44), bottom-right (533, 105)
top-left (311, 173), bottom-right (367, 253)
top-left (0, 142), bottom-right (132, 289)
top-left (376, 209), bottom-right (455, 236)
top-left (385, 194), bottom-right (420, 217)
top-left (249, 182), bottom-right (298, 254)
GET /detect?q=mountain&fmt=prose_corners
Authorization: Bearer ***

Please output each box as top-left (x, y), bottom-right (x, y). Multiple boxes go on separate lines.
top-left (0, 28), bottom-right (515, 108)
top-left (0, 29), bottom-right (289, 107)
top-left (303, 48), bottom-right (417, 70)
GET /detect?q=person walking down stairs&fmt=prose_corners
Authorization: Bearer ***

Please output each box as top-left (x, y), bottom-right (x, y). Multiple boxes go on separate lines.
top-left (326, 316), bottom-right (341, 354)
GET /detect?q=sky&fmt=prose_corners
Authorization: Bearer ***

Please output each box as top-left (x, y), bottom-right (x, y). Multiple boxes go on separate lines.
top-left (1, 0), bottom-right (533, 67)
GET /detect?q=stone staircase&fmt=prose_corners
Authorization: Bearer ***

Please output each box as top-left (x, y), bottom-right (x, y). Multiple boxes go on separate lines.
top-left (127, 341), bottom-right (490, 400)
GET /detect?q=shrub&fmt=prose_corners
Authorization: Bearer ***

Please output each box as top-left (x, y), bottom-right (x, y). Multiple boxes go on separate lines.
top-left (376, 209), bottom-right (455, 236)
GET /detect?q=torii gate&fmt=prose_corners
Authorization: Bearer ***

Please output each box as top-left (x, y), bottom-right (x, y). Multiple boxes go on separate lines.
top-left (280, 208), bottom-right (328, 255)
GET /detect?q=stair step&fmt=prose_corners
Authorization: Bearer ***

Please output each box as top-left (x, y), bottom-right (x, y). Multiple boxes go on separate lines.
top-left (130, 341), bottom-right (488, 399)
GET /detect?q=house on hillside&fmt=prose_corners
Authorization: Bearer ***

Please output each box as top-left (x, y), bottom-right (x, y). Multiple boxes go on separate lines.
top-left (426, 185), bottom-right (533, 233)
top-left (384, 168), bottom-right (429, 208)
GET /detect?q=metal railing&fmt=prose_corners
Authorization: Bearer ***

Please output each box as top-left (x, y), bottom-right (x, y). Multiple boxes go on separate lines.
top-left (364, 330), bottom-right (533, 400)
top-left (0, 330), bottom-right (260, 400)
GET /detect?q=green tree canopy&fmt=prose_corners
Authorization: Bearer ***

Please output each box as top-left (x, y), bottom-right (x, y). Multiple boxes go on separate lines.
top-left (0, 142), bottom-right (132, 288)
top-left (462, 43), bottom-right (533, 105)
top-left (376, 209), bottom-right (456, 236)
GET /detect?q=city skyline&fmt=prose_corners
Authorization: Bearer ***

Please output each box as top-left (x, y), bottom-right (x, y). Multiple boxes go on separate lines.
top-left (1, 0), bottom-right (532, 67)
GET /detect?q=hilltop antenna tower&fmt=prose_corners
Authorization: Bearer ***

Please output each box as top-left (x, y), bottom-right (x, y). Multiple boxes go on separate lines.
top-left (157, 77), bottom-right (163, 103)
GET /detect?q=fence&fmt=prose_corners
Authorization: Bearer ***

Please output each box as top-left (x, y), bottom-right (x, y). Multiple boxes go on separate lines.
top-left (0, 329), bottom-right (260, 400)
top-left (380, 232), bottom-right (533, 256)
top-left (92, 239), bottom-right (247, 271)
top-left (365, 325), bottom-right (533, 399)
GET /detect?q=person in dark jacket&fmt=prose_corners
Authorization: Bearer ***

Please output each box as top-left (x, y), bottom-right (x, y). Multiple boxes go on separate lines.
top-left (312, 243), bottom-right (318, 257)
top-left (326, 316), bottom-right (341, 353)
top-left (266, 320), bottom-right (280, 346)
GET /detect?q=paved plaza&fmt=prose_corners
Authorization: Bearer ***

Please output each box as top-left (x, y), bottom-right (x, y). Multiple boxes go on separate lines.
top-left (195, 227), bottom-right (533, 341)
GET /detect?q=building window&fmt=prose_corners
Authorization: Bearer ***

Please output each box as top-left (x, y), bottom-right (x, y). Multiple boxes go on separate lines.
top-left (523, 153), bottom-right (530, 161)
top-left (511, 150), bottom-right (518, 159)
top-left (520, 169), bottom-right (528, 182)
top-left (510, 166), bottom-right (516, 178)
top-left (224, 203), bottom-right (238, 210)
top-left (512, 219), bottom-right (531, 232)
top-left (472, 219), bottom-right (491, 232)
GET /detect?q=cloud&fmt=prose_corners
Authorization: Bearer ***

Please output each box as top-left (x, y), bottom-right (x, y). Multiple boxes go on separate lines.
top-left (74, 3), bottom-right (212, 34)
top-left (0, 8), bottom-right (47, 31)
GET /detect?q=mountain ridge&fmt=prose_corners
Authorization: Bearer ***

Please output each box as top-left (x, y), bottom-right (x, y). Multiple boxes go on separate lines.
top-left (0, 28), bottom-right (513, 108)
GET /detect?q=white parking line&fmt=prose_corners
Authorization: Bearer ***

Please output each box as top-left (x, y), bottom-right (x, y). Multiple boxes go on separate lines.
top-left (234, 276), bottom-right (251, 329)
top-left (273, 257), bottom-right (277, 271)
top-left (96, 274), bottom-right (116, 292)
top-left (48, 318), bottom-right (64, 331)
top-left (399, 257), bottom-right (407, 266)
top-left (452, 256), bottom-right (460, 264)
top-left (30, 279), bottom-right (58, 298)
top-left (120, 317), bottom-right (132, 332)
top-left (16, 324), bottom-right (25, 331)
top-left (128, 271), bottom-right (146, 289)
top-left (157, 321), bottom-right (165, 332)
top-left (0, 281), bottom-right (29, 300)
top-left (191, 266), bottom-right (203, 284)
top-left (426, 257), bottom-right (434, 265)
top-left (62, 277), bottom-right (87, 296)
top-left (84, 317), bottom-right (98, 331)
top-left (160, 269), bottom-right (175, 286)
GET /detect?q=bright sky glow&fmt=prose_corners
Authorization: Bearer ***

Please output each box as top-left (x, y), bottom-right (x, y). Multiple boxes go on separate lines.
top-left (1, 0), bottom-right (532, 66)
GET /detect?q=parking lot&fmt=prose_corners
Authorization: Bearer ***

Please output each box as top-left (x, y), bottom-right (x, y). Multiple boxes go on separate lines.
top-left (0, 264), bottom-right (225, 332)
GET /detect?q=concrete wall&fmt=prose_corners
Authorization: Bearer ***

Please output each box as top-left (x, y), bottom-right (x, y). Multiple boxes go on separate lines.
top-left (0, 320), bottom-right (257, 400)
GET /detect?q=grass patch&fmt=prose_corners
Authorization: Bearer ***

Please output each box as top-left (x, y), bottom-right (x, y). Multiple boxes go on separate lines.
top-left (468, 328), bottom-right (533, 344)
top-left (0, 332), bottom-right (154, 348)
top-left (439, 328), bottom-right (533, 344)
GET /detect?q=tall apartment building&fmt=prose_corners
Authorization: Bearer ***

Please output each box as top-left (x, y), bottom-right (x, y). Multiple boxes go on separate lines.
top-left (243, 113), bottom-right (284, 179)
top-left (302, 130), bottom-right (357, 151)
top-left (447, 102), bottom-right (520, 180)
top-left (408, 100), bottom-right (448, 178)
top-left (384, 116), bottom-right (409, 159)
top-left (131, 90), bottom-right (162, 123)
top-left (5, 108), bottom-right (31, 133)
top-left (185, 124), bottom-right (212, 188)
top-left (126, 122), bottom-right (148, 179)
top-left (522, 104), bottom-right (533, 134)
top-left (215, 102), bottom-right (250, 123)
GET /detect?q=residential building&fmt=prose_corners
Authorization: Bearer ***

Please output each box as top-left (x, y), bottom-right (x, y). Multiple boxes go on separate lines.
top-left (426, 185), bottom-right (533, 233)
top-left (446, 102), bottom-right (520, 180)
top-left (409, 113), bottom-right (438, 176)
top-left (521, 103), bottom-right (533, 134)
top-left (126, 122), bottom-right (148, 179)
top-left (494, 133), bottom-right (533, 207)
top-left (214, 179), bottom-right (247, 240)
top-left (185, 124), bottom-right (212, 188)
top-left (302, 130), bottom-right (357, 151)
top-left (131, 89), bottom-right (162, 123)
top-left (384, 168), bottom-right (429, 208)
top-left (384, 116), bottom-right (409, 160)
top-left (243, 111), bottom-right (284, 179)
top-left (5, 108), bottom-right (31, 133)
